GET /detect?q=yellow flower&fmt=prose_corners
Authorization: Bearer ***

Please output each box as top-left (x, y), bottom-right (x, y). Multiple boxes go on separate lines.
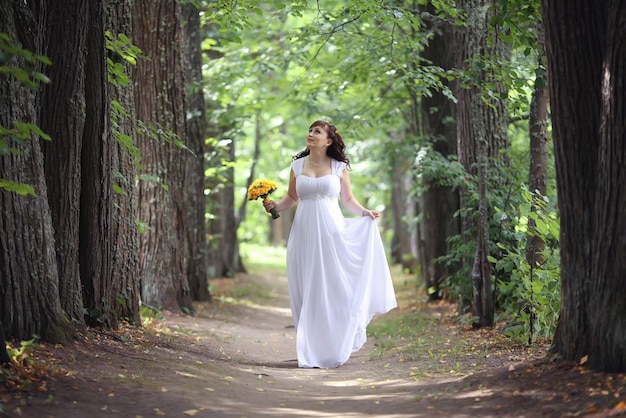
top-left (247, 179), bottom-right (280, 219)
top-left (247, 179), bottom-right (277, 201)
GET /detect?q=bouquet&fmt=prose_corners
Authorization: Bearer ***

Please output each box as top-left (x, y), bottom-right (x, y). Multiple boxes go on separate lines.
top-left (247, 179), bottom-right (280, 219)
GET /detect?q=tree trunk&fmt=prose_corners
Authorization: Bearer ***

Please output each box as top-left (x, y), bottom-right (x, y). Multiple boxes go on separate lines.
top-left (39, 0), bottom-right (88, 330)
top-left (182, 2), bottom-right (211, 301)
top-left (204, 124), bottom-right (227, 279)
top-left (0, 0), bottom-right (70, 343)
top-left (472, 104), bottom-right (493, 328)
top-left (525, 41), bottom-right (549, 267)
top-left (81, 0), bottom-right (112, 324)
top-left (389, 144), bottom-right (416, 272)
top-left (78, 0), bottom-right (141, 327)
top-left (0, 322), bottom-right (10, 364)
top-left (222, 136), bottom-right (243, 276)
top-left (455, 0), bottom-right (509, 326)
top-left (543, 0), bottom-right (626, 372)
top-left (105, 0), bottom-right (142, 324)
top-left (419, 7), bottom-right (460, 299)
top-left (132, 0), bottom-right (193, 312)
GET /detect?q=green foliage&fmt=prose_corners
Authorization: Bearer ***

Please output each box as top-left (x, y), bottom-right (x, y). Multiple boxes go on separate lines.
top-left (0, 179), bottom-right (35, 196)
top-left (0, 33), bottom-right (51, 195)
top-left (205, 2), bottom-right (558, 341)
top-left (204, 1), bottom-right (465, 246)
top-left (105, 29), bottom-right (188, 197)
top-left (0, 121), bottom-right (51, 168)
top-left (491, 187), bottom-right (560, 344)
top-left (140, 303), bottom-right (163, 326)
top-left (3, 339), bottom-right (37, 363)
top-left (105, 32), bottom-right (144, 198)
top-left (105, 31), bottom-right (144, 87)
top-left (412, 146), bottom-right (468, 193)
top-left (0, 33), bottom-right (51, 88)
top-left (0, 339), bottom-right (39, 390)
top-left (110, 100), bottom-right (142, 167)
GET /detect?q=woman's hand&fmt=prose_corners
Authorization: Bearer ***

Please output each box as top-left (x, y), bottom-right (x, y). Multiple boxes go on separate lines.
top-left (362, 209), bottom-right (380, 219)
top-left (263, 199), bottom-right (276, 213)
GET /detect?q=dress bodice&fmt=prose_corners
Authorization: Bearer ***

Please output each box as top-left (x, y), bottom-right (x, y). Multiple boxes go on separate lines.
top-left (292, 158), bottom-right (345, 200)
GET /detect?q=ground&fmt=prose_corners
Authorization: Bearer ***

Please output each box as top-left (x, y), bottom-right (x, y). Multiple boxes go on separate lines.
top-left (2, 267), bottom-right (626, 418)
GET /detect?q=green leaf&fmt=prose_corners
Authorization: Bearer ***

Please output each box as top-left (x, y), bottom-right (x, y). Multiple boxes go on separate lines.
top-left (112, 184), bottom-right (124, 195)
top-left (15, 122), bottom-right (51, 141)
top-left (0, 179), bottom-right (36, 196)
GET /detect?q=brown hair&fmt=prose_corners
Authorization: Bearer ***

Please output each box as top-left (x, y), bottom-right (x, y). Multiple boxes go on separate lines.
top-left (293, 120), bottom-right (351, 168)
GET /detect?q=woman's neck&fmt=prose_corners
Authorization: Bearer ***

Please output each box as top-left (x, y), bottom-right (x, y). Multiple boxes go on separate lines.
top-left (307, 152), bottom-right (328, 166)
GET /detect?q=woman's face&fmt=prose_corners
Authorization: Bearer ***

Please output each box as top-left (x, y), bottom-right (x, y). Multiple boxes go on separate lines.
top-left (307, 124), bottom-right (332, 150)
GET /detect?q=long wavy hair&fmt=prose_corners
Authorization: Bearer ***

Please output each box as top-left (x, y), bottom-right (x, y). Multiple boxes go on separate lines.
top-left (292, 120), bottom-right (351, 169)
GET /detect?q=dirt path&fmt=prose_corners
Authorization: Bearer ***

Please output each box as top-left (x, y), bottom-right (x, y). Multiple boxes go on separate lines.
top-left (5, 270), bottom-right (626, 417)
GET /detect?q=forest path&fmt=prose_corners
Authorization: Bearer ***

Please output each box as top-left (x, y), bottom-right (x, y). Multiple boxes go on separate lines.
top-left (11, 267), bottom-right (625, 417)
top-left (142, 271), bottom-right (450, 418)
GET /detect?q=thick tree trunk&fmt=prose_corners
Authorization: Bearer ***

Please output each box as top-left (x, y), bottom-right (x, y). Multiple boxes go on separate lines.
top-left (182, 2), bottom-right (211, 301)
top-left (0, 0), bottom-right (70, 343)
top-left (419, 8), bottom-right (460, 299)
top-left (81, 0), bottom-right (111, 324)
top-left (589, 2), bottom-right (626, 370)
top-left (79, 0), bottom-right (141, 327)
top-left (39, 0), bottom-right (88, 329)
top-left (104, 0), bottom-right (141, 324)
top-left (543, 0), bottom-right (626, 372)
top-left (132, 0), bottom-right (193, 312)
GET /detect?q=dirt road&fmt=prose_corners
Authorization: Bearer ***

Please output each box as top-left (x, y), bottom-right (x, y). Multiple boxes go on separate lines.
top-left (6, 270), bottom-right (626, 417)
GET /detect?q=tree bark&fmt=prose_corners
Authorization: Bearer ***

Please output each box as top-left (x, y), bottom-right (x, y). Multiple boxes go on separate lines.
top-left (525, 39), bottom-right (549, 267)
top-left (419, 7), bottom-right (460, 299)
top-left (589, 1), bottom-right (626, 370)
top-left (222, 134), bottom-right (243, 276)
top-left (104, 0), bottom-right (142, 324)
top-left (389, 138), bottom-right (416, 273)
top-left (182, 2), bottom-right (211, 301)
top-left (455, 0), bottom-right (509, 326)
top-left (132, 0), bottom-right (193, 312)
top-left (0, 0), bottom-right (70, 343)
top-left (39, 0), bottom-right (88, 330)
top-left (543, 0), bottom-right (626, 372)
top-left (0, 321), bottom-right (10, 364)
top-left (78, 0), bottom-right (141, 327)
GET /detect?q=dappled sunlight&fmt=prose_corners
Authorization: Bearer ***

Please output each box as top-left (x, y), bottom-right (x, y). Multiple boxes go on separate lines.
top-left (453, 388), bottom-right (495, 399)
top-left (213, 297), bottom-right (292, 316)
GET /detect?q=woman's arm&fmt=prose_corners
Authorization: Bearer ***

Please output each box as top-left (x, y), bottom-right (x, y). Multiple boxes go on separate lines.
top-left (339, 169), bottom-right (380, 219)
top-left (263, 168), bottom-right (298, 213)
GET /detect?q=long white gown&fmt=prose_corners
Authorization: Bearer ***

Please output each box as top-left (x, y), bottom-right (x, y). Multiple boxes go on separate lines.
top-left (286, 157), bottom-right (397, 368)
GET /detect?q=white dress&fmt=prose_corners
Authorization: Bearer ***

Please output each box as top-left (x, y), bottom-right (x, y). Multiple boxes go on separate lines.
top-left (286, 157), bottom-right (397, 368)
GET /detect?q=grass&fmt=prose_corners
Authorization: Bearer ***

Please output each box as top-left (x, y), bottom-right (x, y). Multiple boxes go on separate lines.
top-left (240, 243), bottom-right (287, 272)
top-left (365, 264), bottom-right (548, 378)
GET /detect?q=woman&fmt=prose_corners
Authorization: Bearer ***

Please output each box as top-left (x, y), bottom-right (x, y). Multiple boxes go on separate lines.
top-left (263, 120), bottom-right (397, 368)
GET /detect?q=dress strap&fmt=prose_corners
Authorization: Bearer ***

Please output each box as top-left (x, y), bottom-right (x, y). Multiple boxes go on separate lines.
top-left (292, 157), bottom-right (305, 175)
top-left (331, 159), bottom-right (347, 176)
